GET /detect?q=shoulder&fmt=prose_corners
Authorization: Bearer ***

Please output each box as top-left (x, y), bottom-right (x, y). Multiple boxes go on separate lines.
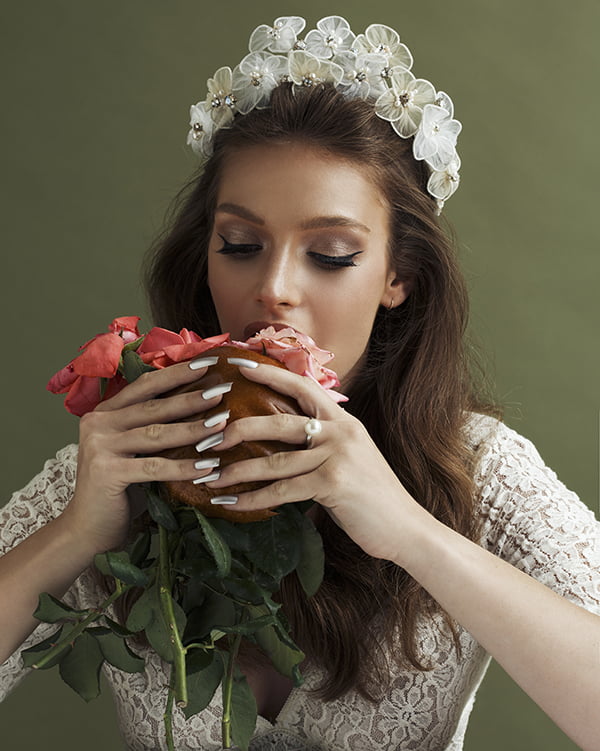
top-left (1, 444), bottom-right (79, 553)
top-left (464, 415), bottom-right (600, 611)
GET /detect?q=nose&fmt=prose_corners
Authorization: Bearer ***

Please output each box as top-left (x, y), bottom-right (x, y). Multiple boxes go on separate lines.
top-left (255, 248), bottom-right (301, 310)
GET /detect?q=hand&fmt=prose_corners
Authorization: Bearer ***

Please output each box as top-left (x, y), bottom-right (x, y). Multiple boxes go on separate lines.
top-left (206, 363), bottom-right (421, 562)
top-left (61, 358), bottom-right (230, 557)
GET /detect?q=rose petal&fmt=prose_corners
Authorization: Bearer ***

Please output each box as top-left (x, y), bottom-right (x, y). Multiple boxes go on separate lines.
top-left (73, 333), bottom-right (124, 378)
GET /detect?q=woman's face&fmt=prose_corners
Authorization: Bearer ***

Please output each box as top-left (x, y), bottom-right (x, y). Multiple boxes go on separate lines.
top-left (207, 143), bottom-right (408, 385)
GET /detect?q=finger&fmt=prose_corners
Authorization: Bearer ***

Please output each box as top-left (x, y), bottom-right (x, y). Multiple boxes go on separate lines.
top-left (219, 471), bottom-right (324, 512)
top-left (207, 447), bottom-right (327, 489)
top-left (96, 356), bottom-right (220, 412)
top-left (233, 363), bottom-right (345, 421)
top-left (103, 382), bottom-right (232, 432)
top-left (215, 413), bottom-right (326, 451)
top-left (109, 455), bottom-right (228, 486)
top-left (107, 413), bottom-right (230, 455)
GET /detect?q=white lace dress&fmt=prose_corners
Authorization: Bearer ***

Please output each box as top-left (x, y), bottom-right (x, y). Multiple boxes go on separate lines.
top-left (1, 415), bottom-right (599, 750)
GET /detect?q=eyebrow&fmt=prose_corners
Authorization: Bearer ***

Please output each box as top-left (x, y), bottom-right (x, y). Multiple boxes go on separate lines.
top-left (215, 202), bottom-right (371, 234)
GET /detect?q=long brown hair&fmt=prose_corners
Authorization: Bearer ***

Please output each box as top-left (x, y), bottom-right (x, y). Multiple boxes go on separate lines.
top-left (145, 83), bottom-right (499, 700)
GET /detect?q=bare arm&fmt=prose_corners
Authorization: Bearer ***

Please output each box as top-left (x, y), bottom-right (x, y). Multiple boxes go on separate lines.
top-left (0, 356), bottom-right (227, 666)
top-left (398, 505), bottom-right (600, 751)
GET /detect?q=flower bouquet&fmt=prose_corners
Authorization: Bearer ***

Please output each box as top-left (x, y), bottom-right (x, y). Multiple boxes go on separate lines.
top-left (23, 316), bottom-right (345, 750)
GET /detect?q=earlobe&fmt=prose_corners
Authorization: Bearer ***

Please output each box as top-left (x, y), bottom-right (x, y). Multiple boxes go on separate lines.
top-left (383, 276), bottom-right (411, 309)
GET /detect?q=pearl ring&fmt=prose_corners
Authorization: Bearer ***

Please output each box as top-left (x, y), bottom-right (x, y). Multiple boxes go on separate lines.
top-left (304, 417), bottom-right (322, 448)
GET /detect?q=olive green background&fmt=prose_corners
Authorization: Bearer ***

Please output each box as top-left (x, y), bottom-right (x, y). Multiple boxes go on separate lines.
top-left (1, 1), bottom-right (598, 749)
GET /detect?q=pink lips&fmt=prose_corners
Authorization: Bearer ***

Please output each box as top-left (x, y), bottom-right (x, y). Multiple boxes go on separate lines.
top-left (242, 321), bottom-right (299, 340)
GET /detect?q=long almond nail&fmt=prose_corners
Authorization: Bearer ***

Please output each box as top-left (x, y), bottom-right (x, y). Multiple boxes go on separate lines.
top-left (192, 472), bottom-right (221, 484)
top-left (227, 357), bottom-right (259, 369)
top-left (203, 410), bottom-right (230, 428)
top-left (210, 495), bottom-right (238, 505)
top-left (202, 382), bottom-right (233, 400)
top-left (195, 432), bottom-right (224, 452)
top-left (189, 356), bottom-right (219, 371)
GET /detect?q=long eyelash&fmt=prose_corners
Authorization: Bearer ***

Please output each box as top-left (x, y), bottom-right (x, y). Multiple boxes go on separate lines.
top-left (216, 234), bottom-right (261, 254)
top-left (308, 251), bottom-right (362, 268)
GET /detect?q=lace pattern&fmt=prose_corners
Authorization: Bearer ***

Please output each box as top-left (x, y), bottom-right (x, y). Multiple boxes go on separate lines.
top-left (1, 417), bottom-right (599, 749)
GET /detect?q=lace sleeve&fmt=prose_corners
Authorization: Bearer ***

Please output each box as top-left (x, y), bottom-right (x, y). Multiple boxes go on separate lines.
top-left (470, 416), bottom-right (600, 615)
top-left (0, 444), bottom-right (88, 699)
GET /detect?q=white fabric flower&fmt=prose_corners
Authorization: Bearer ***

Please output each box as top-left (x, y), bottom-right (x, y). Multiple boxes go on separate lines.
top-left (304, 15), bottom-right (355, 60)
top-left (232, 52), bottom-right (289, 114)
top-left (427, 156), bottom-right (461, 202)
top-left (434, 90), bottom-right (454, 118)
top-left (354, 23), bottom-right (413, 71)
top-left (205, 66), bottom-right (237, 127)
top-left (288, 51), bottom-right (343, 88)
top-left (375, 69), bottom-right (436, 137)
top-left (333, 51), bottom-right (388, 99)
top-left (413, 103), bottom-right (462, 170)
top-left (249, 16), bottom-right (306, 53)
top-left (186, 103), bottom-right (215, 156)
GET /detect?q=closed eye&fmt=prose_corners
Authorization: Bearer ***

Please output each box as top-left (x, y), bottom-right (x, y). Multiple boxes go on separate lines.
top-left (307, 251), bottom-right (362, 269)
top-left (216, 234), bottom-right (262, 256)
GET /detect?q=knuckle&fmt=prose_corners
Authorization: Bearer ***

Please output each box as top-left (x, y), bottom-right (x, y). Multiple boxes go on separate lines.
top-left (269, 479), bottom-right (288, 502)
top-left (141, 398), bottom-right (162, 414)
top-left (144, 423), bottom-right (164, 442)
top-left (141, 457), bottom-right (162, 478)
top-left (266, 451), bottom-right (290, 473)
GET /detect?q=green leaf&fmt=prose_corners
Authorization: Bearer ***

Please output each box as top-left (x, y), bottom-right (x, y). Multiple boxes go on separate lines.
top-left (125, 587), bottom-right (155, 633)
top-left (33, 593), bottom-right (89, 624)
top-left (58, 631), bottom-right (104, 702)
top-left (128, 528), bottom-right (152, 567)
top-left (230, 674), bottom-right (258, 751)
top-left (295, 513), bottom-right (325, 597)
top-left (244, 510), bottom-right (303, 580)
top-left (144, 589), bottom-right (187, 663)
top-left (193, 509), bottom-right (231, 577)
top-left (218, 614), bottom-right (278, 636)
top-left (120, 349), bottom-right (156, 383)
top-left (253, 619), bottom-right (304, 683)
top-left (209, 518), bottom-right (251, 552)
top-left (145, 485), bottom-right (178, 531)
top-left (94, 551), bottom-right (148, 587)
top-left (222, 576), bottom-right (270, 605)
top-left (183, 650), bottom-right (224, 719)
top-left (103, 616), bottom-right (134, 638)
top-left (92, 629), bottom-right (145, 673)
top-left (21, 627), bottom-right (68, 669)
top-left (183, 592), bottom-right (236, 643)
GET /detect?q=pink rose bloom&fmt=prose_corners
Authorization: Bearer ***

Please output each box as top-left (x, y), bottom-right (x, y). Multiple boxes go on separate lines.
top-left (137, 329), bottom-right (231, 368)
top-left (232, 327), bottom-right (348, 403)
top-left (47, 316), bottom-right (141, 416)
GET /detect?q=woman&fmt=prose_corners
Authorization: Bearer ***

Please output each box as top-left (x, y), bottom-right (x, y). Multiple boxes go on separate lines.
top-left (1, 14), bottom-right (599, 751)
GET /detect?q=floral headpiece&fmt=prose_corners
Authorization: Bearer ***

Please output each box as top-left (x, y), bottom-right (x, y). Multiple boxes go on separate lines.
top-left (186, 15), bottom-right (462, 213)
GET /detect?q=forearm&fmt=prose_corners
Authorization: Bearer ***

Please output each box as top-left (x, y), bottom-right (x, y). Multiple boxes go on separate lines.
top-left (398, 506), bottom-right (600, 751)
top-left (0, 514), bottom-right (96, 664)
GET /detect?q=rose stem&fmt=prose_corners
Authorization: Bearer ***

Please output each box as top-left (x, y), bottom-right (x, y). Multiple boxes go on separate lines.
top-left (221, 632), bottom-right (243, 748)
top-left (32, 580), bottom-right (128, 670)
top-left (158, 524), bottom-right (188, 708)
top-left (163, 668), bottom-right (176, 751)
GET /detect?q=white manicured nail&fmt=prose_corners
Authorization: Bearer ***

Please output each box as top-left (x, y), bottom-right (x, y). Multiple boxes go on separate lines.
top-left (227, 357), bottom-right (259, 369)
top-left (195, 432), bottom-right (224, 452)
top-left (192, 472), bottom-right (221, 484)
top-left (194, 457), bottom-right (221, 470)
top-left (203, 410), bottom-right (230, 428)
top-left (189, 356), bottom-right (219, 371)
top-left (210, 495), bottom-right (238, 505)
top-left (202, 382), bottom-right (233, 400)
